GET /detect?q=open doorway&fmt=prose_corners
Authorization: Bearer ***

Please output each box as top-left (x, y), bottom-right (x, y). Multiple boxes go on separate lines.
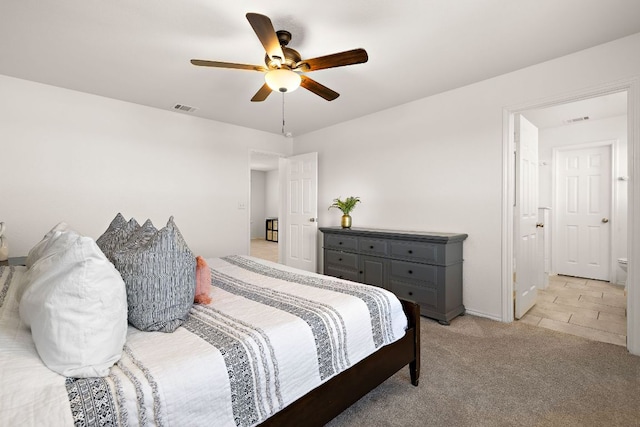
top-left (517, 92), bottom-right (628, 346)
top-left (525, 92), bottom-right (628, 281)
top-left (249, 151), bottom-right (282, 263)
top-left (248, 151), bottom-right (320, 271)
top-left (505, 86), bottom-right (636, 351)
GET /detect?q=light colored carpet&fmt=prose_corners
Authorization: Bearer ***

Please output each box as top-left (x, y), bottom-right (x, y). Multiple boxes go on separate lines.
top-left (327, 314), bottom-right (640, 427)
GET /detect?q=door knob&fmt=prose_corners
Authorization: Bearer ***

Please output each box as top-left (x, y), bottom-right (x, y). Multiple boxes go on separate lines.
top-left (309, 218), bottom-right (317, 222)
top-left (602, 218), bottom-right (609, 223)
top-left (536, 223), bottom-right (544, 228)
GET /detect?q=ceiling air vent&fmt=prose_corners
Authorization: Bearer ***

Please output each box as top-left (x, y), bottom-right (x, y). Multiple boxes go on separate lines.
top-left (564, 116), bottom-right (589, 124)
top-left (172, 103), bottom-right (198, 113)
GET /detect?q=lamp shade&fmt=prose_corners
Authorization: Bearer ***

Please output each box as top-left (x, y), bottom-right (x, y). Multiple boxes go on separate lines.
top-left (265, 69), bottom-right (301, 93)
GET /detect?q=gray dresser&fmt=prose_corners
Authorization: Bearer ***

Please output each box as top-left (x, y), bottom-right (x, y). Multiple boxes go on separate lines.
top-left (320, 227), bottom-right (467, 325)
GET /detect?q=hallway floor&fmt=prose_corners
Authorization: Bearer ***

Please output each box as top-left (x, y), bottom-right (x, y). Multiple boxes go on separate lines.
top-left (250, 238), bottom-right (279, 263)
top-left (519, 275), bottom-right (627, 346)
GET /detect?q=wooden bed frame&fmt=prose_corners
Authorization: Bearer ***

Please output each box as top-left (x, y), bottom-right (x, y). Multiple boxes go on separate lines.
top-left (260, 299), bottom-right (421, 426)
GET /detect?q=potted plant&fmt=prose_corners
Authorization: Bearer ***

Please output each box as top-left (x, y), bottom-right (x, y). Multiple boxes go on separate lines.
top-left (329, 196), bottom-right (361, 228)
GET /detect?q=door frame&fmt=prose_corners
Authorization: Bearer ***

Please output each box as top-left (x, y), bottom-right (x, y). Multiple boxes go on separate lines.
top-left (551, 141), bottom-right (615, 283)
top-left (501, 76), bottom-right (640, 355)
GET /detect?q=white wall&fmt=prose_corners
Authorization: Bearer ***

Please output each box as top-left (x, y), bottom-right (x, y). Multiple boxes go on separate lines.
top-left (0, 75), bottom-right (292, 258)
top-left (536, 115), bottom-right (628, 284)
top-left (265, 169), bottom-right (279, 218)
top-left (293, 32), bottom-right (640, 321)
top-left (250, 170), bottom-right (267, 239)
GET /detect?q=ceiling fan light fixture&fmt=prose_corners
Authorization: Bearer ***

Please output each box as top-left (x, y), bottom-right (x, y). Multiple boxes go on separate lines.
top-left (265, 69), bottom-right (301, 93)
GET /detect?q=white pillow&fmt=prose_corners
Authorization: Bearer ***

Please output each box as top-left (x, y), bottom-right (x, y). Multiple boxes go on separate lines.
top-left (25, 222), bottom-right (71, 268)
top-left (19, 228), bottom-right (128, 378)
top-left (16, 222), bottom-right (78, 304)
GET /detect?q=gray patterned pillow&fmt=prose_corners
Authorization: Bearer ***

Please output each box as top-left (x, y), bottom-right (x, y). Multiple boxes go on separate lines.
top-left (96, 213), bottom-right (140, 263)
top-left (113, 217), bottom-right (196, 333)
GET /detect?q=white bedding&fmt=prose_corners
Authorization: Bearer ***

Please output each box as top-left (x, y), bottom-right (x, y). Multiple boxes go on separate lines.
top-left (0, 256), bottom-right (408, 426)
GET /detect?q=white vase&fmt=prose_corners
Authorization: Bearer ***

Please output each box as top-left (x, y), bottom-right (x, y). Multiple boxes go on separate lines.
top-left (0, 223), bottom-right (8, 261)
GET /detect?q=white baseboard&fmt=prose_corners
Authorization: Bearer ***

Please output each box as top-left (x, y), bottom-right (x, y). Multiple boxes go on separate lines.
top-left (462, 309), bottom-right (503, 323)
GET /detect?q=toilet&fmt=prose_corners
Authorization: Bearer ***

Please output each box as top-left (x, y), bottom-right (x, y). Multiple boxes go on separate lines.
top-left (618, 258), bottom-right (628, 294)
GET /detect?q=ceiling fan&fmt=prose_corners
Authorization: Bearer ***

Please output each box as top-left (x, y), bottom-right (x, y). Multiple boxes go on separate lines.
top-left (190, 13), bottom-right (368, 102)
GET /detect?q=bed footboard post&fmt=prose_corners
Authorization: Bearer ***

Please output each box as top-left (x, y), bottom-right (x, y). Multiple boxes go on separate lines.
top-left (400, 299), bottom-right (421, 386)
top-left (409, 305), bottom-right (420, 386)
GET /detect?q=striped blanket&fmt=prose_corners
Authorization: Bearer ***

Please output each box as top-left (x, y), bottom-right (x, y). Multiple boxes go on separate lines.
top-left (0, 255), bottom-right (407, 426)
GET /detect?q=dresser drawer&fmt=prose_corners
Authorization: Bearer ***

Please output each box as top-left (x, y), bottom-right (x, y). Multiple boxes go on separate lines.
top-left (359, 238), bottom-right (388, 256)
top-left (389, 241), bottom-right (442, 263)
top-left (324, 234), bottom-right (358, 251)
top-left (325, 250), bottom-right (359, 269)
top-left (390, 260), bottom-right (437, 284)
top-left (391, 281), bottom-right (438, 311)
top-left (325, 266), bottom-right (360, 282)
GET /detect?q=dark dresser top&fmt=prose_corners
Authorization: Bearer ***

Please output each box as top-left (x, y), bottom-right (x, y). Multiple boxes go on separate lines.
top-left (319, 227), bottom-right (468, 243)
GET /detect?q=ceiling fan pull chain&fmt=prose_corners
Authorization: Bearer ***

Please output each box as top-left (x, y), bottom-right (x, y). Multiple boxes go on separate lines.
top-left (282, 92), bottom-right (286, 135)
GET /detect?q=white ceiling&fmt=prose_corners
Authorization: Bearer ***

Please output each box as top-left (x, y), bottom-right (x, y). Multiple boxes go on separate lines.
top-left (1, 0), bottom-right (639, 137)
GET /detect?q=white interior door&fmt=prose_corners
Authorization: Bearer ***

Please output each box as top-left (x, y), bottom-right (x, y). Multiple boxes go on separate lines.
top-left (280, 152), bottom-right (318, 272)
top-left (554, 145), bottom-right (611, 281)
top-left (514, 114), bottom-right (540, 319)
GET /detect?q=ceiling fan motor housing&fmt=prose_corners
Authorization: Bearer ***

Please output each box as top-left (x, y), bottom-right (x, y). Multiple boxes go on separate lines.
top-left (276, 30), bottom-right (292, 46)
top-left (265, 46), bottom-right (302, 70)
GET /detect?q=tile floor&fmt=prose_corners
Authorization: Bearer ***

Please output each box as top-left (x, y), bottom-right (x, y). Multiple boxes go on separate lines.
top-left (519, 275), bottom-right (627, 346)
top-left (250, 238), bottom-right (279, 263)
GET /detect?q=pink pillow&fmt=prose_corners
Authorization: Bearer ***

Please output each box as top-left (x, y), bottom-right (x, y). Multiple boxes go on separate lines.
top-left (194, 256), bottom-right (212, 305)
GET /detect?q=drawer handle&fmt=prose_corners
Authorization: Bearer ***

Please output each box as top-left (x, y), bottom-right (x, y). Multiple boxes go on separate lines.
top-left (359, 271), bottom-right (363, 274)
top-left (369, 245), bottom-right (374, 249)
top-left (408, 270), bottom-right (413, 275)
top-left (339, 241), bottom-right (343, 245)
top-left (408, 291), bottom-right (413, 296)
top-left (338, 258), bottom-right (343, 261)
top-left (408, 249), bottom-right (413, 254)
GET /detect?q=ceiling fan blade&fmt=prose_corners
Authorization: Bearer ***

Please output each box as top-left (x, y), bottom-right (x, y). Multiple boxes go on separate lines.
top-left (246, 13), bottom-right (285, 64)
top-left (251, 83), bottom-right (272, 102)
top-left (300, 75), bottom-right (339, 101)
top-left (190, 59), bottom-right (267, 72)
top-left (298, 48), bottom-right (368, 72)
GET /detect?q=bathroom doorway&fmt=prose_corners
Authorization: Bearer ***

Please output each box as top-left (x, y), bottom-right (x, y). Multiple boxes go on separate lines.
top-left (515, 91), bottom-right (629, 345)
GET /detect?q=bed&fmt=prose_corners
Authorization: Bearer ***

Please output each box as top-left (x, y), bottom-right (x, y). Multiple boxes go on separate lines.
top-left (0, 254), bottom-right (419, 426)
